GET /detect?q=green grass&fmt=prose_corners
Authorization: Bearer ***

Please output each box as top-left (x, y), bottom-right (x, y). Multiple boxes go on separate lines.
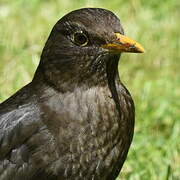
top-left (0, 0), bottom-right (179, 179)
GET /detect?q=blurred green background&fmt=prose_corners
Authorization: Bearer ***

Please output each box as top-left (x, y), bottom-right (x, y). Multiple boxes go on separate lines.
top-left (0, 0), bottom-right (179, 179)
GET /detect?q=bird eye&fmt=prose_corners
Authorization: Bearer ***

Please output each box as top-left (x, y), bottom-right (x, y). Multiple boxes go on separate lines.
top-left (72, 31), bottom-right (88, 46)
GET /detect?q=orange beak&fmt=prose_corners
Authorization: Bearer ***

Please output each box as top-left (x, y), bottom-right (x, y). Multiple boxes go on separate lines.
top-left (102, 33), bottom-right (145, 53)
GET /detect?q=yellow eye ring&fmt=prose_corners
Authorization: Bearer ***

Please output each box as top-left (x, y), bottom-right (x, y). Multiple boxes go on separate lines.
top-left (72, 31), bottom-right (88, 46)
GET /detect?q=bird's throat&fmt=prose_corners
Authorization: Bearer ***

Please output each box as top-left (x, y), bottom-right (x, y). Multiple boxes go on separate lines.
top-left (34, 54), bottom-right (120, 94)
top-left (106, 55), bottom-right (122, 117)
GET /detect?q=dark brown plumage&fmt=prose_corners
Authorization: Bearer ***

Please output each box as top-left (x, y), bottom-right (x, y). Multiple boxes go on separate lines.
top-left (0, 8), bottom-right (144, 180)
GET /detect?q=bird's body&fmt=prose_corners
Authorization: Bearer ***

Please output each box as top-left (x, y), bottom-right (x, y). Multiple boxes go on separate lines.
top-left (0, 8), bottom-right (144, 180)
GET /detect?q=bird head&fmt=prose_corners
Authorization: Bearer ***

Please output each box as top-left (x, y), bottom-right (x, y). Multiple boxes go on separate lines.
top-left (36, 8), bottom-right (144, 92)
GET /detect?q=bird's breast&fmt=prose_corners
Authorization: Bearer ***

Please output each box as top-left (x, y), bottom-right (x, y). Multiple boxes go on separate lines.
top-left (38, 85), bottom-right (133, 179)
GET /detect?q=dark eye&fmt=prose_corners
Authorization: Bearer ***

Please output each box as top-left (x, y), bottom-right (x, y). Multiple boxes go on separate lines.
top-left (72, 31), bottom-right (88, 46)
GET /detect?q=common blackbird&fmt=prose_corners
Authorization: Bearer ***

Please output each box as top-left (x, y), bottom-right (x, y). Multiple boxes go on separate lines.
top-left (0, 8), bottom-right (144, 180)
